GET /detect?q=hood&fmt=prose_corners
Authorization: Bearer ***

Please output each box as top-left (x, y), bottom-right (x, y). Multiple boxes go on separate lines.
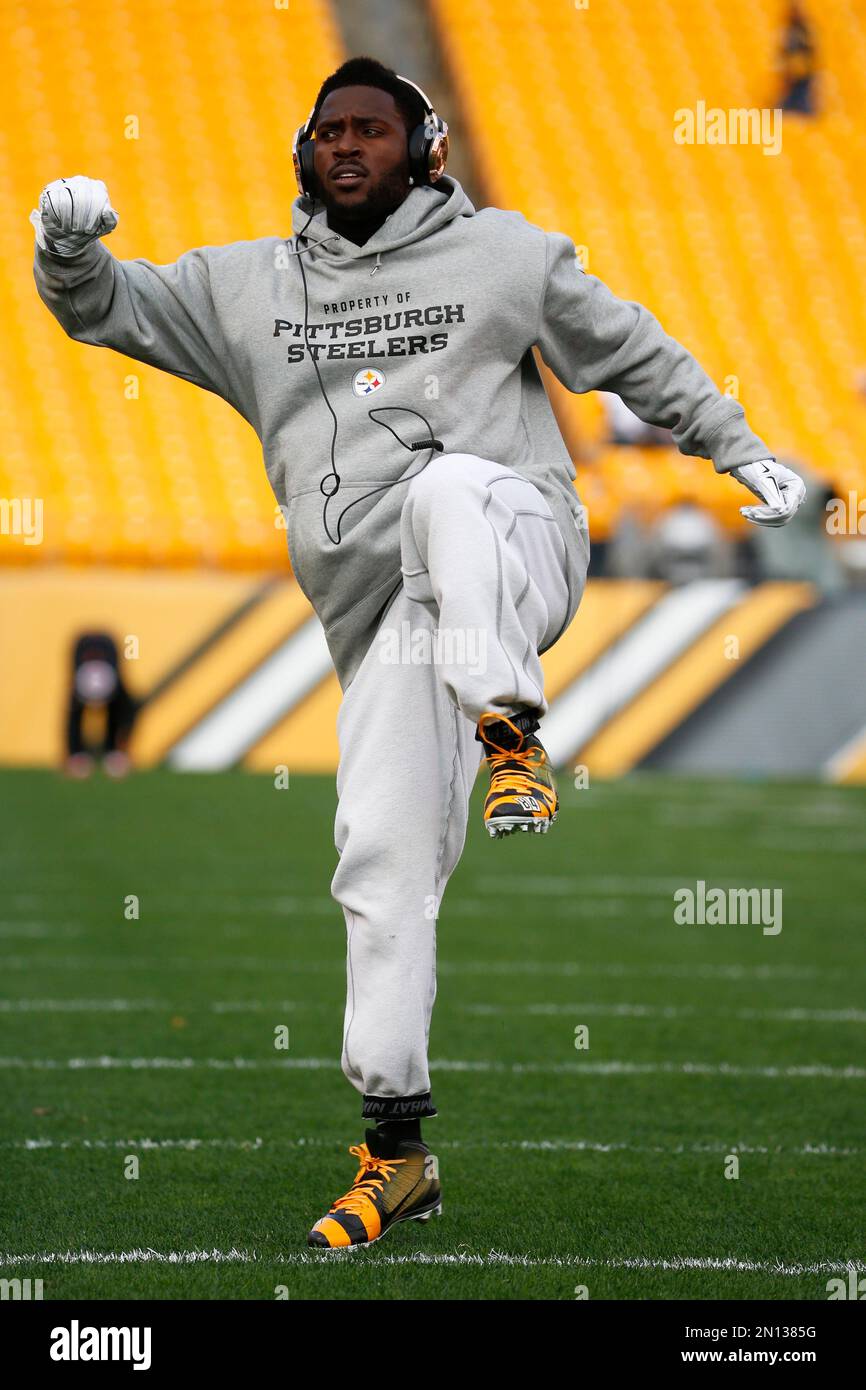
top-left (288, 175), bottom-right (475, 272)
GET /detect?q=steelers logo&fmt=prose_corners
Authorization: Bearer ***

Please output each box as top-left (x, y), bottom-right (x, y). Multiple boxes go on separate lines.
top-left (352, 367), bottom-right (386, 397)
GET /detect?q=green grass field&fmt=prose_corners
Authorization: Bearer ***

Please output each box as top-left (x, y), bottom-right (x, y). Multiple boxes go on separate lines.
top-left (0, 766), bottom-right (864, 1301)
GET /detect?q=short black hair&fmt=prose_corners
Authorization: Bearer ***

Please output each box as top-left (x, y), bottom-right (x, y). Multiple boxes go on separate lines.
top-left (311, 56), bottom-right (426, 137)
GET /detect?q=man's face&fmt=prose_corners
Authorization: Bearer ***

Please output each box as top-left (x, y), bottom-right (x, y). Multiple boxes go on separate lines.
top-left (312, 85), bottom-right (411, 223)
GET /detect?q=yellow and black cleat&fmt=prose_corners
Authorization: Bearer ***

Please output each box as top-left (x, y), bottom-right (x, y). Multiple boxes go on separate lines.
top-left (478, 710), bottom-right (558, 838)
top-left (307, 1129), bottom-right (442, 1250)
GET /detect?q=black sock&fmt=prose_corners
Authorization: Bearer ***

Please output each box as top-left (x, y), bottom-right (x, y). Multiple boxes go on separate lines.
top-left (376, 1117), bottom-right (422, 1145)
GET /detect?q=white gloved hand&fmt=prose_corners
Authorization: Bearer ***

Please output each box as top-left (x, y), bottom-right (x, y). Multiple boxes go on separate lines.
top-left (30, 175), bottom-right (118, 256)
top-left (731, 458), bottom-right (806, 528)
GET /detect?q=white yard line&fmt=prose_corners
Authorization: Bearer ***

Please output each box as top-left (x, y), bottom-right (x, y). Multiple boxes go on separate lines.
top-left (465, 1002), bottom-right (866, 1023)
top-left (0, 999), bottom-right (310, 1013)
top-left (737, 1006), bottom-right (866, 1023)
top-left (0, 1248), bottom-right (855, 1276)
top-left (439, 961), bottom-right (843, 981)
top-left (3, 998), bottom-right (860, 1022)
top-left (3, 1136), bottom-right (859, 1156)
top-left (0, 1056), bottom-right (862, 1078)
top-left (0, 956), bottom-right (846, 981)
top-left (473, 875), bottom-right (750, 895)
top-left (0, 955), bottom-right (320, 972)
top-left (0, 999), bottom-right (171, 1013)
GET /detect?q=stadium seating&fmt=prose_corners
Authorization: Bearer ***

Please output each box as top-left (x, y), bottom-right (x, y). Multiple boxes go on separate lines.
top-left (0, 0), bottom-right (342, 567)
top-left (4, 1), bottom-right (864, 561)
top-left (432, 0), bottom-right (866, 538)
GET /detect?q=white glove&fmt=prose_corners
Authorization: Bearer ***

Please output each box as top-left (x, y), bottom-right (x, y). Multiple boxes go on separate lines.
top-left (731, 458), bottom-right (806, 528)
top-left (30, 175), bottom-right (118, 256)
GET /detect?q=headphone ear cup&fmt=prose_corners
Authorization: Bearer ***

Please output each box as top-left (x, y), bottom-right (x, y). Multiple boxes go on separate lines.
top-left (299, 137), bottom-right (318, 197)
top-left (407, 122), bottom-right (430, 186)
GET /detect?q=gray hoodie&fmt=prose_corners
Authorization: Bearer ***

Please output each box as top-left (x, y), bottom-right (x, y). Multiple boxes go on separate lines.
top-left (33, 175), bottom-right (771, 688)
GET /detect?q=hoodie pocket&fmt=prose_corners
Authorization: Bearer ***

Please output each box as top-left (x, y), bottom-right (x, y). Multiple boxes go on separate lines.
top-left (289, 477), bottom-right (411, 549)
top-left (284, 483), bottom-right (405, 625)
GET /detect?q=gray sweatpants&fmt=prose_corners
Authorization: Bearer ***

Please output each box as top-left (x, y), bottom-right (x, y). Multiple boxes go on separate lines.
top-left (330, 453), bottom-right (579, 1115)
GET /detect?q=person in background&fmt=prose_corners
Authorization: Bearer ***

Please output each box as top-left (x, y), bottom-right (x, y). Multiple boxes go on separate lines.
top-left (778, 3), bottom-right (818, 115)
top-left (647, 502), bottom-right (734, 584)
top-left (607, 499), bottom-right (734, 584)
top-left (65, 632), bottom-right (137, 778)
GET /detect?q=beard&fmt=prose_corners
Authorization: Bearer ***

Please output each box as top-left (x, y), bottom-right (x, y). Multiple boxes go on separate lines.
top-left (316, 159), bottom-right (412, 226)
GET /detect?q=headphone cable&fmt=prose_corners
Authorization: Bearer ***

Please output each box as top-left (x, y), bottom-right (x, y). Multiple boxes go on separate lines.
top-left (294, 208), bottom-right (443, 546)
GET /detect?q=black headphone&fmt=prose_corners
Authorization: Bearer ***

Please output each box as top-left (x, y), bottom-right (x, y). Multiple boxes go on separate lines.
top-left (292, 73), bottom-right (449, 199)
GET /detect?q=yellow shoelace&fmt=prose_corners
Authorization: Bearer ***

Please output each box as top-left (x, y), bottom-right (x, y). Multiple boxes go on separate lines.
top-left (487, 745), bottom-right (550, 799)
top-left (330, 1143), bottom-right (406, 1218)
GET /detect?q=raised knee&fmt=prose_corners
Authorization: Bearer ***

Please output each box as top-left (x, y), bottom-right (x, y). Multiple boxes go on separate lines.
top-left (404, 453), bottom-right (492, 513)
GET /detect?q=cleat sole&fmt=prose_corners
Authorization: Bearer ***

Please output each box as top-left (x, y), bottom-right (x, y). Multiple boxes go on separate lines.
top-left (415, 1202), bottom-right (443, 1223)
top-left (486, 814), bottom-right (556, 838)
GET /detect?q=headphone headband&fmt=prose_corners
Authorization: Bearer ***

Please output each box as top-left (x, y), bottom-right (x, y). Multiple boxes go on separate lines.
top-left (292, 72), bottom-right (449, 199)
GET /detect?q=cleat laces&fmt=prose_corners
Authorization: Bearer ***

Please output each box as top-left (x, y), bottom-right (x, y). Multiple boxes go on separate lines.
top-left (329, 1143), bottom-right (406, 1218)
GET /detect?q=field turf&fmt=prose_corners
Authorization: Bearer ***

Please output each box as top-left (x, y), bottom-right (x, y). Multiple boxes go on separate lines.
top-left (0, 767), bottom-right (864, 1301)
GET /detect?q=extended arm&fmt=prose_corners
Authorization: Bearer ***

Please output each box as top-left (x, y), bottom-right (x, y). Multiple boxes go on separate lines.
top-left (32, 175), bottom-right (249, 419)
top-left (536, 232), bottom-right (805, 526)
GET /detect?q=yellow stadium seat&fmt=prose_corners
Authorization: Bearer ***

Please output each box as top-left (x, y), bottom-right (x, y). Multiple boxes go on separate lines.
top-left (0, 0), bottom-right (342, 568)
top-left (432, 0), bottom-right (866, 535)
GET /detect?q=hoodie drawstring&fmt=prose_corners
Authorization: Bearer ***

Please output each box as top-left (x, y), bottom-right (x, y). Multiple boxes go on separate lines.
top-left (286, 231), bottom-right (341, 264)
top-left (287, 234), bottom-right (383, 278)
